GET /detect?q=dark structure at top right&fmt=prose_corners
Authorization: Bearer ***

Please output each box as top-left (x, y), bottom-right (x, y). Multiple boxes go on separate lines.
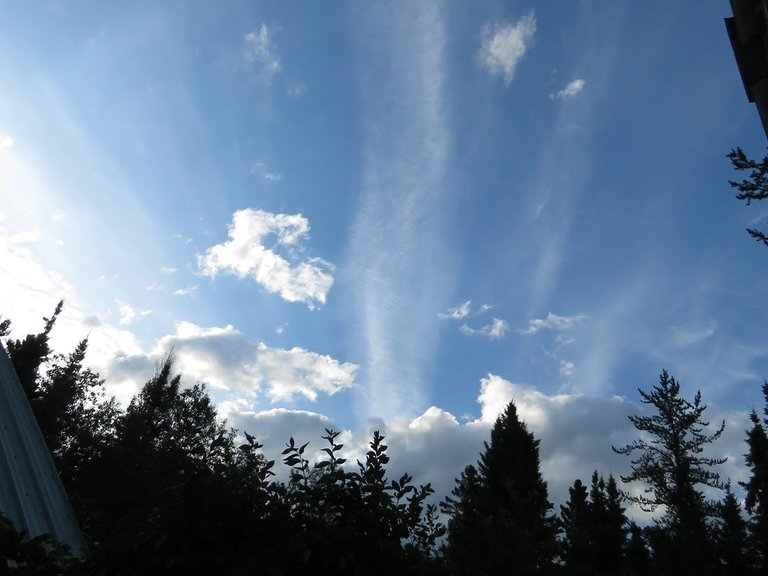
top-left (727, 0), bottom-right (768, 139)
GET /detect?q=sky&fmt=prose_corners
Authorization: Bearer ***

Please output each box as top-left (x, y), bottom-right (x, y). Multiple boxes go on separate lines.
top-left (2, 0), bottom-right (768, 514)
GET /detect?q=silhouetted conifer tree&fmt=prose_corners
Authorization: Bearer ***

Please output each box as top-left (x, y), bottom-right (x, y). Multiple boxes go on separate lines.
top-left (742, 381), bottom-right (768, 571)
top-left (560, 478), bottom-right (590, 575)
top-left (613, 370), bottom-right (724, 575)
top-left (5, 300), bottom-right (62, 398)
top-left (623, 522), bottom-right (651, 576)
top-left (442, 401), bottom-right (556, 575)
top-left (728, 147), bottom-right (768, 246)
top-left (559, 472), bottom-right (626, 576)
top-left (714, 482), bottom-right (753, 575)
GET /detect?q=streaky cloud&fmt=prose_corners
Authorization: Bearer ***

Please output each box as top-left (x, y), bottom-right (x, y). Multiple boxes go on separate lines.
top-left (348, 0), bottom-right (454, 422)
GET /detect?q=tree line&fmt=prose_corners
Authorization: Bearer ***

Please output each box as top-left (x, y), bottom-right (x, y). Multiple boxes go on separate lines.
top-left (1, 304), bottom-right (768, 575)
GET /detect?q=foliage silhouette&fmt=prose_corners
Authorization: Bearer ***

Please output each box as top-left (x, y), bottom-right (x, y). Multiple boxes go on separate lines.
top-left (728, 147), bottom-right (768, 246)
top-left (613, 370), bottom-right (725, 575)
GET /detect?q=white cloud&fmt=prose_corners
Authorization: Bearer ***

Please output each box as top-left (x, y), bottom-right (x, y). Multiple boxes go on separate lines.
top-left (160, 266), bottom-right (177, 274)
top-left (51, 212), bottom-right (66, 221)
top-left (243, 24), bottom-right (281, 86)
top-left (198, 208), bottom-right (334, 309)
top-left (107, 321), bottom-right (357, 404)
top-left (251, 162), bottom-right (283, 182)
top-left (459, 317), bottom-right (509, 340)
top-left (438, 300), bottom-right (471, 320)
top-left (348, 1), bottom-right (452, 422)
top-left (485, 318), bottom-right (509, 339)
top-left (478, 13), bottom-right (536, 85)
top-left (560, 360), bottom-right (576, 376)
top-left (219, 372), bottom-right (750, 521)
top-left (549, 78), bottom-right (586, 100)
top-left (116, 299), bottom-right (151, 325)
top-left (522, 312), bottom-right (587, 334)
top-left (1, 136), bottom-right (14, 148)
top-left (670, 323), bottom-right (717, 347)
top-left (173, 285), bottom-right (197, 297)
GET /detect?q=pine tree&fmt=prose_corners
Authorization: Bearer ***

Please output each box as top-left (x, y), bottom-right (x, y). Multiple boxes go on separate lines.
top-left (613, 370), bottom-right (724, 574)
top-left (442, 401), bottom-right (556, 575)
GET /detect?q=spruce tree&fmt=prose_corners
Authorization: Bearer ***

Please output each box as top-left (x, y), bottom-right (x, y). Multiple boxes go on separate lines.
top-left (442, 401), bottom-right (556, 575)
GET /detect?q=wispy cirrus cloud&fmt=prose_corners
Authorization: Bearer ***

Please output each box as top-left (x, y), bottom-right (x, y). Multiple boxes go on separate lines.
top-left (348, 1), bottom-right (454, 422)
top-left (438, 300), bottom-right (471, 320)
top-left (521, 312), bottom-right (587, 334)
top-left (459, 317), bottom-right (509, 340)
top-left (549, 78), bottom-right (586, 100)
top-left (251, 161), bottom-right (283, 182)
top-left (478, 13), bottom-right (536, 85)
top-left (243, 24), bottom-right (281, 86)
top-left (198, 208), bottom-right (334, 309)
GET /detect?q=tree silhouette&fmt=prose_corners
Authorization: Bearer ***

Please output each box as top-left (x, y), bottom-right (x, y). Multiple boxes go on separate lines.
top-left (559, 471), bottom-right (626, 576)
top-left (714, 482), bottom-right (753, 575)
top-left (442, 401), bottom-right (556, 575)
top-left (728, 147), bottom-right (768, 246)
top-left (5, 300), bottom-right (62, 398)
top-left (742, 381), bottom-right (768, 571)
top-left (613, 370), bottom-right (725, 575)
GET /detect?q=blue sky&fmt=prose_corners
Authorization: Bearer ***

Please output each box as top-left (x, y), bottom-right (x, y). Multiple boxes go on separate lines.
top-left (2, 0), bottom-right (767, 511)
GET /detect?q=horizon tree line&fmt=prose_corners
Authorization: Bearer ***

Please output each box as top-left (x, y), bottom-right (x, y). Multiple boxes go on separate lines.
top-left (1, 303), bottom-right (768, 574)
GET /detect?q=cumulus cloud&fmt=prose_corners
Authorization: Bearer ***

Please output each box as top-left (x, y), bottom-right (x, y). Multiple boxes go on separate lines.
top-left (522, 312), bottom-right (587, 334)
top-left (549, 78), bottom-right (586, 100)
top-left (116, 299), bottom-right (151, 325)
top-left (199, 209), bottom-right (334, 308)
top-left (478, 13), bottom-right (536, 85)
top-left (107, 321), bottom-right (357, 404)
top-left (243, 24), bottom-right (281, 86)
top-left (218, 371), bottom-right (744, 519)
